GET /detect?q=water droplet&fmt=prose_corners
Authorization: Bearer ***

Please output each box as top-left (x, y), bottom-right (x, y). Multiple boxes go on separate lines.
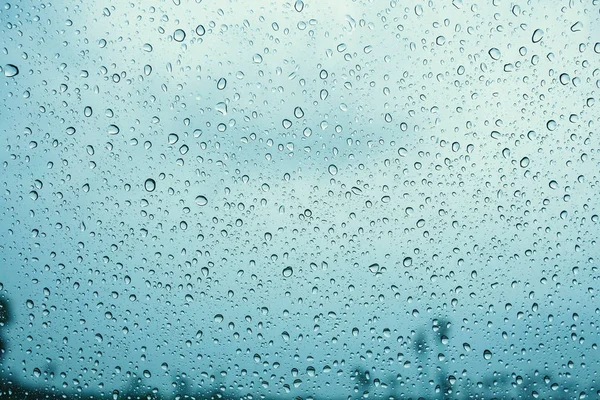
top-left (282, 119), bottom-right (292, 129)
top-left (282, 267), bottom-right (293, 277)
top-left (328, 164), bottom-right (338, 175)
top-left (217, 77), bottom-right (227, 90)
top-left (570, 21), bottom-right (583, 32)
top-left (214, 314), bottom-right (224, 323)
top-left (144, 178), bottom-right (156, 192)
top-left (195, 195), bottom-right (208, 206)
top-left (84, 106), bottom-right (93, 117)
top-left (216, 102), bottom-right (227, 115)
top-left (488, 48), bottom-right (501, 60)
top-left (168, 133), bottom-right (179, 144)
top-left (143, 43), bottom-right (153, 52)
top-left (294, 0), bottom-right (304, 12)
top-left (173, 29), bottom-right (186, 42)
top-left (253, 53), bottom-right (263, 63)
top-left (483, 349), bottom-right (493, 360)
top-left (559, 73), bottom-right (570, 85)
top-left (368, 263), bottom-right (380, 273)
top-left (519, 157), bottom-right (530, 168)
top-left (26, 299), bottom-right (34, 309)
top-left (403, 257), bottom-right (413, 267)
top-left (107, 125), bottom-right (120, 135)
top-left (532, 29), bottom-right (544, 43)
top-left (294, 107), bottom-right (304, 118)
top-left (384, 113), bottom-right (392, 123)
top-left (4, 64), bottom-right (19, 77)
top-left (196, 24), bottom-right (206, 36)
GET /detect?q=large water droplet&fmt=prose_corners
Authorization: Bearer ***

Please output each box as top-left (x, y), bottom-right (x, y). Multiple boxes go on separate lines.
top-left (173, 29), bottom-right (186, 42)
top-left (4, 64), bottom-right (19, 77)
top-left (488, 48), bottom-right (501, 60)
top-left (144, 178), bottom-right (156, 192)
top-left (107, 125), bottom-right (120, 135)
top-left (195, 195), bottom-right (208, 206)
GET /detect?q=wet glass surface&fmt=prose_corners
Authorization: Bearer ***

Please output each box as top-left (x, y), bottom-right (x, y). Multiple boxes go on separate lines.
top-left (1, 1), bottom-right (599, 399)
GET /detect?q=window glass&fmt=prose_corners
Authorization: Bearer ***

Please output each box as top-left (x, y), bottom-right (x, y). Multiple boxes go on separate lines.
top-left (1, 0), bottom-right (599, 399)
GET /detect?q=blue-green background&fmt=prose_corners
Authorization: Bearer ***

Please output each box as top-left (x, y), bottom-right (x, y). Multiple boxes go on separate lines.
top-left (1, 0), bottom-right (599, 398)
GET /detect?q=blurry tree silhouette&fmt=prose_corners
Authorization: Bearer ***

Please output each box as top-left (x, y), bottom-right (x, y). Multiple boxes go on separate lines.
top-left (432, 318), bottom-right (451, 399)
top-left (0, 298), bottom-right (593, 400)
top-left (350, 366), bottom-right (372, 397)
top-left (0, 296), bottom-right (9, 361)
